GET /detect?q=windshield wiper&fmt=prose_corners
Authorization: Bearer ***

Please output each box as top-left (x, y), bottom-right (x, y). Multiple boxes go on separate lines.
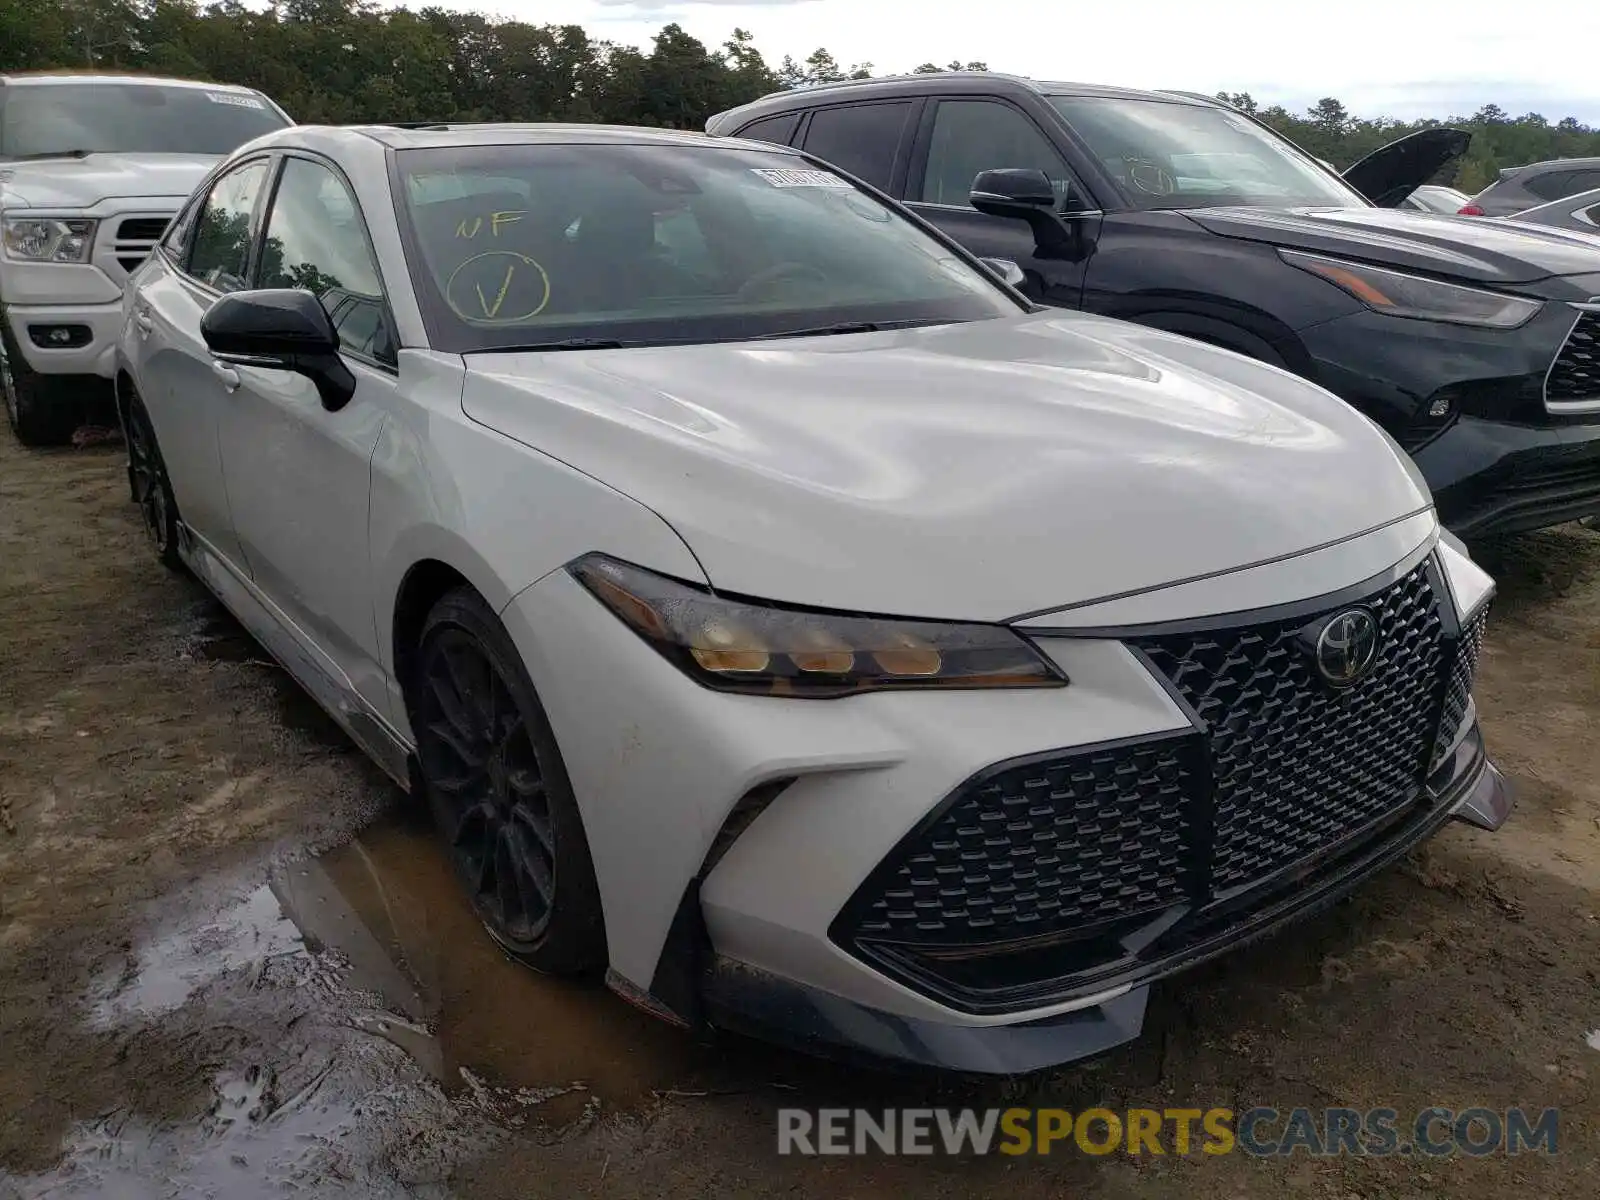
top-left (744, 318), bottom-right (959, 342)
top-left (486, 338), bottom-right (632, 352)
top-left (9, 149), bottom-right (102, 162)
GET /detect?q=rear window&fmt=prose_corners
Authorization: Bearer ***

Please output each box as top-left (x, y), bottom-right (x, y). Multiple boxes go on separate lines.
top-left (0, 81), bottom-right (288, 159)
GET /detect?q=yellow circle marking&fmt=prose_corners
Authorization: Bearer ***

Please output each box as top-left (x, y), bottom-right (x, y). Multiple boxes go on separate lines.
top-left (444, 251), bottom-right (551, 324)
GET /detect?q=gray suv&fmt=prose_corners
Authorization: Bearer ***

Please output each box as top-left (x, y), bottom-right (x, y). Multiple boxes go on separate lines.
top-left (1464, 157), bottom-right (1600, 217)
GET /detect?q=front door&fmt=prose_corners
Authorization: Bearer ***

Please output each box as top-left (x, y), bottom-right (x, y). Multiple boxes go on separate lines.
top-left (902, 96), bottom-right (1093, 308)
top-left (213, 153), bottom-right (399, 715)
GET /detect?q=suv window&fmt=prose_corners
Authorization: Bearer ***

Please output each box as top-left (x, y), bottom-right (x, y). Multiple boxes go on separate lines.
top-left (916, 99), bottom-right (1071, 208)
top-left (259, 156), bottom-right (391, 363)
top-left (799, 102), bottom-right (913, 191)
top-left (736, 113), bottom-right (801, 147)
top-left (187, 159), bottom-right (270, 293)
top-left (1525, 170), bottom-right (1577, 201)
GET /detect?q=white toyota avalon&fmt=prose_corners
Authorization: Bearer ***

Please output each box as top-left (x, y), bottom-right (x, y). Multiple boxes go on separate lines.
top-left (114, 122), bottom-right (1511, 1073)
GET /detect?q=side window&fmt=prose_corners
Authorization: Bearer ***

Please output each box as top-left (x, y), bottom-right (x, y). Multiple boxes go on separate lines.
top-left (1525, 170), bottom-right (1575, 201)
top-left (186, 159), bottom-right (269, 292)
top-left (1581, 203), bottom-right (1600, 226)
top-left (916, 99), bottom-right (1071, 208)
top-left (799, 101), bottom-right (913, 191)
top-left (258, 157), bottom-right (392, 364)
top-left (1559, 169), bottom-right (1600, 199)
top-left (736, 112), bottom-right (801, 147)
top-left (161, 192), bottom-right (202, 258)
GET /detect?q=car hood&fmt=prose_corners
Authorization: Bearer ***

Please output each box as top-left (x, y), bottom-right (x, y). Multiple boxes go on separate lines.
top-left (1182, 204), bottom-right (1600, 286)
top-left (460, 313), bottom-right (1430, 622)
top-left (1340, 128), bottom-right (1470, 208)
top-left (0, 152), bottom-right (218, 209)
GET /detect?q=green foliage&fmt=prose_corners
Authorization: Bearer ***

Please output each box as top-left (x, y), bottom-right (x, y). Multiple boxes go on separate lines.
top-left (1215, 92), bottom-right (1600, 192)
top-left (2, 0), bottom-right (1596, 190)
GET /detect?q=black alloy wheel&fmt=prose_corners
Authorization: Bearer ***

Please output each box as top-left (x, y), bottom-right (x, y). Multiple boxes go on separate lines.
top-left (411, 588), bottom-right (606, 973)
top-left (124, 392), bottom-right (182, 569)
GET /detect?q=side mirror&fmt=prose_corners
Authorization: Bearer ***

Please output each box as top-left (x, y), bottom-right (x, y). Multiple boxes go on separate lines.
top-left (969, 168), bottom-right (1075, 258)
top-left (978, 257), bottom-right (1026, 289)
top-left (970, 168), bottom-right (1058, 214)
top-left (201, 288), bottom-right (356, 412)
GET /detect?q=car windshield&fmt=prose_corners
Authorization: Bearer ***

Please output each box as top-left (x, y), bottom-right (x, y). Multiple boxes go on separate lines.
top-left (1048, 96), bottom-right (1366, 211)
top-left (0, 82), bottom-right (287, 159)
top-left (393, 142), bottom-right (1023, 352)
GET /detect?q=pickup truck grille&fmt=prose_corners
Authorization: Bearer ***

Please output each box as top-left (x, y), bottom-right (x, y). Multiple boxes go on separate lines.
top-left (99, 214), bottom-right (173, 280)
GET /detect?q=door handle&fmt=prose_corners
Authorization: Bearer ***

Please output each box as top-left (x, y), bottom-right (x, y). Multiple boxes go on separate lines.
top-left (211, 360), bottom-right (241, 392)
top-left (134, 311), bottom-right (153, 334)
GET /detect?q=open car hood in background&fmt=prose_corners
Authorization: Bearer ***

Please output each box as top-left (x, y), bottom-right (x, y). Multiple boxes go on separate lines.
top-left (1341, 128), bottom-right (1472, 207)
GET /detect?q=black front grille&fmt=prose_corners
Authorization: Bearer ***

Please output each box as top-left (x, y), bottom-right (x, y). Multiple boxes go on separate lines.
top-left (1547, 311), bottom-right (1600, 406)
top-left (832, 557), bottom-right (1473, 1010)
top-left (1431, 604), bottom-right (1489, 773)
top-left (1134, 564), bottom-right (1445, 894)
top-left (117, 217), bottom-right (169, 241)
top-left (849, 737), bottom-right (1203, 947)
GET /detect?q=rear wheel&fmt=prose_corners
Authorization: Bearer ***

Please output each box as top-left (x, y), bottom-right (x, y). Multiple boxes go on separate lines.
top-left (409, 587), bottom-right (607, 975)
top-left (1, 314), bottom-right (82, 447)
top-left (123, 389), bottom-right (182, 570)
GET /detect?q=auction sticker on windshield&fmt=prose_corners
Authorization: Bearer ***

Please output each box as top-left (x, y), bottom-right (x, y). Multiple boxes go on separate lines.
top-left (751, 168), bottom-right (852, 189)
top-left (207, 92), bottom-right (265, 108)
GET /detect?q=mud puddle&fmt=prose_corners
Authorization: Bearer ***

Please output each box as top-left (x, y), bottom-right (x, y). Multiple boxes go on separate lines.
top-left (5, 812), bottom-right (738, 1198)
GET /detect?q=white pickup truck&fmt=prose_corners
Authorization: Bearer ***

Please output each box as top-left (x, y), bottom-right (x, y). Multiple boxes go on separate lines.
top-left (1, 73), bottom-right (291, 445)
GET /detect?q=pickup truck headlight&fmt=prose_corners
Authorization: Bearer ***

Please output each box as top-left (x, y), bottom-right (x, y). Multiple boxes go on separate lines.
top-left (570, 554), bottom-right (1068, 697)
top-left (2, 217), bottom-right (97, 263)
top-left (1279, 249), bottom-right (1543, 329)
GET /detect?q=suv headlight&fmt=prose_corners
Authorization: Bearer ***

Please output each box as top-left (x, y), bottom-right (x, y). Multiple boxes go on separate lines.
top-left (2, 216), bottom-right (97, 263)
top-left (570, 555), bottom-right (1068, 697)
top-left (1279, 249), bottom-right (1543, 329)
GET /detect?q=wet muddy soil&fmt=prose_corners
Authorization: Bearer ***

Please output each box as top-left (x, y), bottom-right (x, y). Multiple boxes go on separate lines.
top-left (2, 424), bottom-right (1598, 1198)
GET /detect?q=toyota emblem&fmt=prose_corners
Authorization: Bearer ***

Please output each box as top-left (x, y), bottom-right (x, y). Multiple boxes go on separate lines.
top-left (1313, 608), bottom-right (1380, 687)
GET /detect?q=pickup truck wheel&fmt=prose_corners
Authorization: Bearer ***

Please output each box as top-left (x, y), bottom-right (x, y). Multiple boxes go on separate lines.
top-left (1, 315), bottom-right (82, 447)
top-left (124, 389), bottom-right (182, 569)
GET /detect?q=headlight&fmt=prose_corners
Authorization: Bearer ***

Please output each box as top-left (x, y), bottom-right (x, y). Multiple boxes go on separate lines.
top-left (570, 554), bottom-right (1069, 697)
top-left (2, 217), bottom-right (97, 263)
top-left (1279, 249), bottom-right (1543, 329)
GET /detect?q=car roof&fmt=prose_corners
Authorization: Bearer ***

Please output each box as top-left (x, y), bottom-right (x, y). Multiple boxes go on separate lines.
top-left (707, 72), bottom-right (1219, 130)
top-left (0, 72), bottom-right (261, 93)
top-left (1505, 156), bottom-right (1600, 177)
top-left (340, 122), bottom-right (797, 152)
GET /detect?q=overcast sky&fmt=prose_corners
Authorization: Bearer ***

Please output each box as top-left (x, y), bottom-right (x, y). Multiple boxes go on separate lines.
top-left (465, 0), bottom-right (1600, 124)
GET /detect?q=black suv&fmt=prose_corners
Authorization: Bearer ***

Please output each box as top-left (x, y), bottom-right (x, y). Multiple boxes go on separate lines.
top-left (708, 75), bottom-right (1600, 537)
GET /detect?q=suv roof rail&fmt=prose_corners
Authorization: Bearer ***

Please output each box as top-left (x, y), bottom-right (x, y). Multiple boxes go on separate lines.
top-left (769, 69), bottom-right (1037, 98)
top-left (377, 121), bottom-right (453, 130)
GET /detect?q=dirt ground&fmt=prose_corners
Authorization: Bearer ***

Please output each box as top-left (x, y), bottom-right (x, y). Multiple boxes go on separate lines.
top-left (1, 419), bottom-right (1597, 1199)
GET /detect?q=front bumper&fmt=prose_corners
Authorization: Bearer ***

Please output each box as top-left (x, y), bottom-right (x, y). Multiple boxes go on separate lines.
top-left (2, 300), bottom-right (123, 379)
top-left (700, 731), bottom-right (1509, 1074)
top-left (1417, 414), bottom-right (1600, 538)
top-left (497, 533), bottom-right (1507, 1075)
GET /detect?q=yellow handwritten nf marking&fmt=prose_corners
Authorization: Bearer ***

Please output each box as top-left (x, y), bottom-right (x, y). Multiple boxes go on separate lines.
top-left (443, 251), bottom-right (551, 324)
top-left (491, 210), bottom-right (525, 236)
top-left (455, 216), bottom-right (482, 239)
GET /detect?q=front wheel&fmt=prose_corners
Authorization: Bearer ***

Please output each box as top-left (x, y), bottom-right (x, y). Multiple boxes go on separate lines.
top-left (2, 314), bottom-right (81, 447)
top-left (123, 389), bottom-right (182, 570)
top-left (409, 587), bottom-right (608, 975)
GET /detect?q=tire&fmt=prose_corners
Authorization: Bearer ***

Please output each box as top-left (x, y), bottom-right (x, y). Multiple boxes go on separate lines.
top-left (123, 388), bottom-right (182, 570)
top-left (408, 587), bottom-right (608, 975)
top-left (1, 313), bottom-right (82, 447)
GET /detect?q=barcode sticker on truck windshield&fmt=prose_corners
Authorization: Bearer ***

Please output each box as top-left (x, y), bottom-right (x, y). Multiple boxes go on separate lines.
top-left (207, 92), bottom-right (265, 109)
top-left (751, 168), bottom-right (851, 189)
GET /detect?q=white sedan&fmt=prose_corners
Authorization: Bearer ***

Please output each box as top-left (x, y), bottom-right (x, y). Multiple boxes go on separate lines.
top-left (116, 122), bottom-right (1511, 1073)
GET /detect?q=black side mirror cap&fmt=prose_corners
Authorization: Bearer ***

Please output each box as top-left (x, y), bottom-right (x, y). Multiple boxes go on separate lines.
top-left (970, 168), bottom-right (1058, 212)
top-left (969, 168), bottom-right (1079, 259)
top-left (201, 289), bottom-right (356, 412)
